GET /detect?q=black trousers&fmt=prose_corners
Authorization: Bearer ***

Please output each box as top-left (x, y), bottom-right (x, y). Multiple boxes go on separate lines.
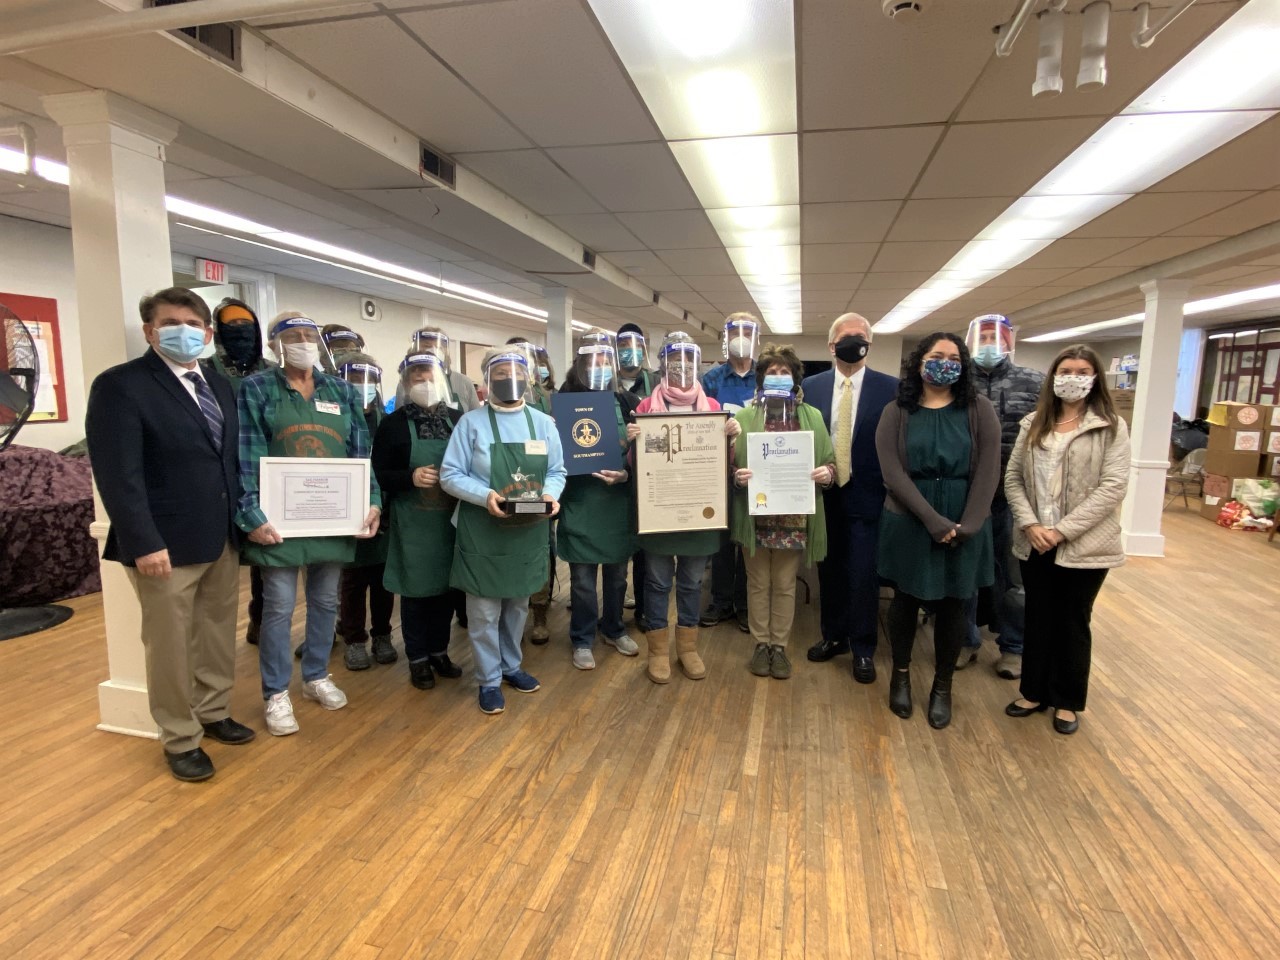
top-left (1019, 547), bottom-right (1108, 711)
top-left (338, 563), bottom-right (394, 643)
top-left (631, 549), bottom-right (647, 620)
top-left (886, 591), bottom-right (967, 682)
top-left (401, 591), bottom-right (461, 662)
top-left (247, 565), bottom-right (264, 627)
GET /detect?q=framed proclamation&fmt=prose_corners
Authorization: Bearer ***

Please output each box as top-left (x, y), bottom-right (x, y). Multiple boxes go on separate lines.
top-left (259, 457), bottom-right (371, 538)
top-left (634, 412), bottom-right (730, 535)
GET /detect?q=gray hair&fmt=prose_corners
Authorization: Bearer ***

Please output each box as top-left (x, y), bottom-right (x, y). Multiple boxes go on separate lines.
top-left (828, 312), bottom-right (872, 344)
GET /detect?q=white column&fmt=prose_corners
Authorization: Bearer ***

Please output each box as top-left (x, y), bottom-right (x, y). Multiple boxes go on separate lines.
top-left (542, 286), bottom-right (574, 378)
top-left (1120, 279), bottom-right (1189, 557)
top-left (43, 90), bottom-right (179, 739)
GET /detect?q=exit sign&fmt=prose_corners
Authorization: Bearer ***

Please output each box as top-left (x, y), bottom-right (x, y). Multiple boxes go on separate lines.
top-left (195, 258), bottom-right (227, 284)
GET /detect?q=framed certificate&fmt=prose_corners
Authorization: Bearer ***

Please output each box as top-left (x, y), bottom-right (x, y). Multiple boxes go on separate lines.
top-left (634, 412), bottom-right (730, 535)
top-left (746, 431), bottom-right (816, 516)
top-left (259, 457), bottom-right (371, 538)
top-left (551, 392), bottom-right (624, 475)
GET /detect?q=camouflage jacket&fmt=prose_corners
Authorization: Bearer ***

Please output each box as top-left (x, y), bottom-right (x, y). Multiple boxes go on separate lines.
top-left (974, 358), bottom-right (1045, 498)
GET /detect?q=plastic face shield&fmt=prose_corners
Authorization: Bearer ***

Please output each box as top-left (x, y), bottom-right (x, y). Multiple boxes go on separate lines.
top-left (616, 331), bottom-right (646, 371)
top-left (577, 343), bottom-right (618, 391)
top-left (966, 314), bottom-right (1014, 368)
top-left (399, 353), bottom-right (452, 408)
top-left (340, 361), bottom-right (382, 408)
top-left (485, 352), bottom-right (531, 405)
top-left (270, 317), bottom-right (332, 372)
top-left (324, 329), bottom-right (364, 357)
top-left (723, 318), bottom-right (760, 361)
top-left (660, 340), bottom-right (701, 391)
top-left (410, 329), bottom-right (450, 365)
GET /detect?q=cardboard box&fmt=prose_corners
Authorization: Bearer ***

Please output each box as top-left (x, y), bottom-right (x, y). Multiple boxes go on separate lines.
top-left (1272, 407), bottom-right (1280, 429)
top-left (1267, 454), bottom-right (1280, 479)
top-left (1208, 425), bottom-right (1264, 453)
top-left (1202, 448), bottom-right (1264, 477)
top-left (1201, 473), bottom-right (1232, 499)
top-left (1207, 401), bottom-right (1276, 430)
top-left (1200, 494), bottom-right (1225, 522)
top-left (1265, 430), bottom-right (1280, 455)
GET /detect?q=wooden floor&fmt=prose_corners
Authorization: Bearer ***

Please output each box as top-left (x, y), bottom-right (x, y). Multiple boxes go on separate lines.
top-left (3, 505), bottom-right (1279, 960)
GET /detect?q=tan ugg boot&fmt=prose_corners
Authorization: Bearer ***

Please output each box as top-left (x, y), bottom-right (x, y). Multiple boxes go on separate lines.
top-left (645, 629), bottom-right (671, 684)
top-left (529, 603), bottom-right (549, 644)
top-left (675, 625), bottom-right (706, 680)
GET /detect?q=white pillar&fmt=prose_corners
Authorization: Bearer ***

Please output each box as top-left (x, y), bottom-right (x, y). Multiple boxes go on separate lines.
top-left (543, 286), bottom-right (574, 379)
top-left (1120, 279), bottom-right (1189, 557)
top-left (1173, 326), bottom-right (1206, 420)
top-left (43, 90), bottom-right (179, 739)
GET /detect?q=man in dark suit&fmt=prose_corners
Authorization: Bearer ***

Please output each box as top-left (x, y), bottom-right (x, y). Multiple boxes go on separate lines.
top-left (86, 287), bottom-right (255, 782)
top-left (800, 313), bottom-right (899, 684)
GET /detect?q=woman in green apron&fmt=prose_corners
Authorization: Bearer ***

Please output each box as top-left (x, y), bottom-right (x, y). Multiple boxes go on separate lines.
top-left (335, 352), bottom-right (396, 671)
top-left (875, 332), bottom-right (1000, 730)
top-left (440, 349), bottom-right (568, 716)
top-left (235, 314), bottom-right (382, 737)
top-left (556, 331), bottom-right (641, 671)
top-left (730, 344), bottom-right (837, 682)
top-left (372, 353), bottom-right (466, 691)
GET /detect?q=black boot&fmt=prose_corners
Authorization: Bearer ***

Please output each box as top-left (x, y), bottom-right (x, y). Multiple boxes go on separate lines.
top-left (409, 658), bottom-right (436, 690)
top-left (927, 676), bottom-right (953, 730)
top-left (888, 668), bottom-right (913, 719)
top-left (428, 653), bottom-right (463, 679)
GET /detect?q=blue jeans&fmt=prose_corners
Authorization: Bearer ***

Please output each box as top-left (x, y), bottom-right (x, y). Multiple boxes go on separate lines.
top-left (466, 594), bottom-right (527, 688)
top-left (965, 500), bottom-right (1024, 654)
top-left (643, 552), bottom-right (706, 631)
top-left (569, 561), bottom-right (627, 648)
top-left (258, 563), bottom-right (342, 699)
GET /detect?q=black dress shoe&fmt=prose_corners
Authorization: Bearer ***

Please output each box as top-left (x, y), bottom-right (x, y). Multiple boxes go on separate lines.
top-left (166, 747), bottom-right (215, 782)
top-left (1053, 710), bottom-right (1080, 735)
top-left (852, 656), bottom-right (877, 685)
top-left (1004, 700), bottom-right (1049, 718)
top-left (807, 637), bottom-right (849, 662)
top-left (735, 613), bottom-right (750, 634)
top-left (698, 604), bottom-right (732, 627)
top-left (927, 677), bottom-right (952, 730)
top-left (429, 653), bottom-right (463, 679)
top-left (201, 717), bottom-right (256, 745)
top-left (409, 659), bottom-right (436, 690)
top-left (888, 669), bottom-right (913, 719)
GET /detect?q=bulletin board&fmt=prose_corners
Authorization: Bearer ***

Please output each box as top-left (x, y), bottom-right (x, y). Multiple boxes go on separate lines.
top-left (0, 293), bottom-right (67, 422)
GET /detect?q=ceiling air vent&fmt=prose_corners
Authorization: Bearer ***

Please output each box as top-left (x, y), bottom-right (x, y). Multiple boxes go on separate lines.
top-left (149, 0), bottom-right (240, 68)
top-left (652, 291), bottom-right (662, 305)
top-left (419, 143), bottom-right (457, 188)
top-left (581, 248), bottom-right (597, 270)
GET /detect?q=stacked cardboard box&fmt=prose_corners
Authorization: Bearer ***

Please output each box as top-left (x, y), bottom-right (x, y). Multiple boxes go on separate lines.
top-left (1200, 402), bottom-right (1276, 522)
top-left (1111, 389), bottom-right (1134, 427)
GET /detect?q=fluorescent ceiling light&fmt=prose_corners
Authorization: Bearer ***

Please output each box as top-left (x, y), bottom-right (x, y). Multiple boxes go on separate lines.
top-left (0, 145), bottom-right (69, 184)
top-left (875, 0), bottom-right (1280, 336)
top-left (669, 135), bottom-right (799, 209)
top-left (1207, 333), bottom-right (1234, 340)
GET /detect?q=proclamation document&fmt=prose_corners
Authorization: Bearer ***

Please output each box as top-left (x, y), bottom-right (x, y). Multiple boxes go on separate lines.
top-left (746, 431), bottom-right (815, 516)
top-left (634, 412), bottom-right (730, 535)
top-left (260, 457), bottom-right (371, 538)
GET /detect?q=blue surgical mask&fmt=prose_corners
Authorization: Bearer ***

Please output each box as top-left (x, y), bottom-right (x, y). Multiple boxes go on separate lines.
top-left (973, 345), bottom-right (1003, 369)
top-left (359, 384), bottom-right (379, 408)
top-left (619, 348), bottom-right (643, 369)
top-left (155, 324), bottom-right (207, 364)
top-left (537, 365), bottom-right (549, 381)
top-left (587, 366), bottom-right (613, 390)
top-left (762, 374), bottom-right (794, 395)
top-left (922, 358), bottom-right (963, 387)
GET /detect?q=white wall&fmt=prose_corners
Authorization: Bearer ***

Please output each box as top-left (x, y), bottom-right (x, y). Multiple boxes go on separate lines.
top-left (0, 216), bottom-right (85, 453)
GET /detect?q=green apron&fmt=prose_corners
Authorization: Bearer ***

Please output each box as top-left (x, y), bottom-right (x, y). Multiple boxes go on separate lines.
top-left (350, 406), bottom-right (389, 567)
top-left (557, 395), bottom-right (634, 565)
top-left (383, 420), bottom-right (456, 597)
top-left (242, 388), bottom-right (358, 568)
top-left (450, 405), bottom-right (551, 598)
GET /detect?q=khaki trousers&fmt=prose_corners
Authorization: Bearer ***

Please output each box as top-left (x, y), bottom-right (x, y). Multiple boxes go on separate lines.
top-left (744, 546), bottom-right (803, 648)
top-left (126, 540), bottom-right (240, 753)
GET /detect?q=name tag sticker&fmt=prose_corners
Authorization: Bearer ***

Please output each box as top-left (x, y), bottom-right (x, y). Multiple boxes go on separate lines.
top-left (525, 439), bottom-right (547, 455)
top-left (315, 401), bottom-right (341, 415)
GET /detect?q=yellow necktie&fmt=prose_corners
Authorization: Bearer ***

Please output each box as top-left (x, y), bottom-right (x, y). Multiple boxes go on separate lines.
top-left (835, 379), bottom-right (852, 487)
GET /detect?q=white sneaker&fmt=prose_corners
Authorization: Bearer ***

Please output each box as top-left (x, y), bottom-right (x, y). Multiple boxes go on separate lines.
top-left (604, 632), bottom-right (640, 657)
top-left (624, 592), bottom-right (636, 609)
top-left (302, 674), bottom-right (348, 710)
top-left (264, 691), bottom-right (299, 736)
top-left (572, 647), bottom-right (596, 670)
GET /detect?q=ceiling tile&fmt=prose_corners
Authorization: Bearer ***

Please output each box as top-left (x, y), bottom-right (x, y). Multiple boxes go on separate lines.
top-left (398, 0), bottom-right (659, 148)
top-left (604, 250), bottom-right (668, 274)
top-left (547, 143), bottom-right (701, 213)
top-left (684, 275), bottom-right (750, 293)
top-left (801, 201), bottom-right (901, 243)
top-left (654, 248), bottom-right (737, 275)
top-left (616, 210), bottom-right (722, 249)
top-left (1069, 191), bottom-right (1255, 239)
top-left (1166, 192), bottom-right (1280, 238)
top-left (886, 197), bottom-right (1017, 242)
top-left (458, 150), bottom-right (604, 215)
top-left (802, 272), bottom-right (865, 291)
top-left (802, 243), bottom-right (879, 273)
top-left (1149, 115), bottom-right (1280, 192)
top-left (1094, 236), bottom-right (1221, 268)
top-left (871, 240), bottom-right (966, 273)
top-left (1015, 238), bottom-right (1142, 270)
top-left (801, 127), bottom-right (944, 203)
top-left (858, 272), bottom-right (935, 290)
top-left (912, 118), bottom-right (1103, 199)
top-left (979, 267), bottom-right (1078, 287)
top-left (1052, 265), bottom-right (1136, 288)
top-left (363, 227), bottom-right (476, 262)
top-left (167, 179), bottom-right (337, 233)
top-left (546, 213), bottom-right (643, 252)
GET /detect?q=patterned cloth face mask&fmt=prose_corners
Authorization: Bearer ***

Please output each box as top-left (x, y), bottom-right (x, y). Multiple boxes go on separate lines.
top-left (922, 358), bottom-right (962, 386)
